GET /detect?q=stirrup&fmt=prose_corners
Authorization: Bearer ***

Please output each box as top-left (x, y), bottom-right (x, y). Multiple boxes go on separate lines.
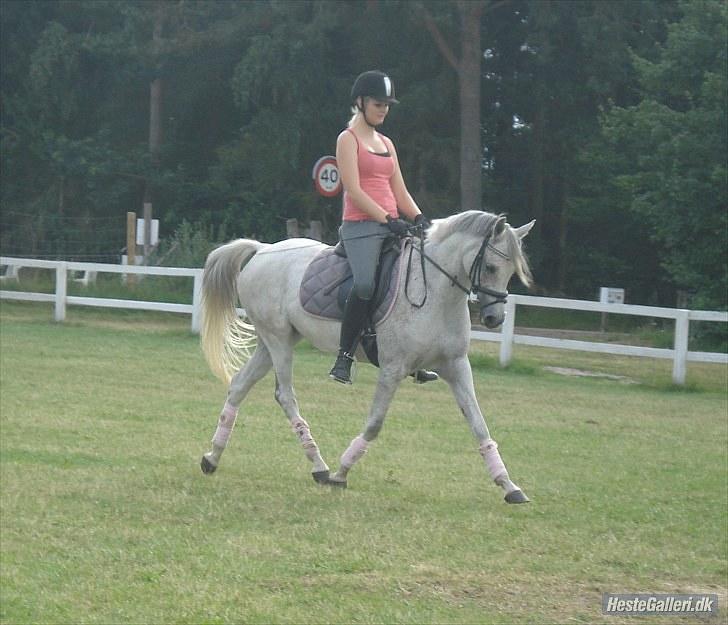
top-left (329, 351), bottom-right (355, 385)
top-left (412, 369), bottom-right (439, 384)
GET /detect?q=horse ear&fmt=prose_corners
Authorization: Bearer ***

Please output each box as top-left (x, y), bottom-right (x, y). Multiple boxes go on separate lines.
top-left (495, 215), bottom-right (508, 236)
top-left (514, 220), bottom-right (536, 239)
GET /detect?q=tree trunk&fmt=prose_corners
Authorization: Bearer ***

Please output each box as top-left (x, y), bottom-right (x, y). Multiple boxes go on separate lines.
top-left (530, 102), bottom-right (545, 242)
top-left (144, 4), bottom-right (164, 263)
top-left (557, 166), bottom-right (570, 292)
top-left (458, 2), bottom-right (483, 211)
top-left (422, 0), bottom-right (491, 212)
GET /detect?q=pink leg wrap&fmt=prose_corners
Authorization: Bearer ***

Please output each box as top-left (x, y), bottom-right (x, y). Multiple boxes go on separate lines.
top-left (479, 439), bottom-right (508, 483)
top-left (212, 401), bottom-right (238, 449)
top-left (290, 417), bottom-right (320, 461)
top-left (341, 435), bottom-right (368, 469)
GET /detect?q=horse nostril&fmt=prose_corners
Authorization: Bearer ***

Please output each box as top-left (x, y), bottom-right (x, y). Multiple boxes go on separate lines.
top-left (483, 315), bottom-right (503, 329)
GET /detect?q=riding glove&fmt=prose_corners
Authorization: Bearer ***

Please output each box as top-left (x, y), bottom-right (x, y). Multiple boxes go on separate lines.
top-left (414, 214), bottom-right (431, 230)
top-left (385, 215), bottom-right (410, 236)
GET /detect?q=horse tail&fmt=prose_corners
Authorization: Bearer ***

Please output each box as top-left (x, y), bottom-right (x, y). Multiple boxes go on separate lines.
top-left (200, 238), bottom-right (266, 384)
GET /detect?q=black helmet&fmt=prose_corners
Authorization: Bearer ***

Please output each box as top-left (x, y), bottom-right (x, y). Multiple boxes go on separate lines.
top-left (350, 70), bottom-right (399, 104)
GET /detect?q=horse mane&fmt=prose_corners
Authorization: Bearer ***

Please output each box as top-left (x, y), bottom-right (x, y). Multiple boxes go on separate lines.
top-left (426, 210), bottom-right (532, 287)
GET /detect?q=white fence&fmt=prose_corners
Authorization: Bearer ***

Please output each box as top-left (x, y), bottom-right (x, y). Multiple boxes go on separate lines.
top-left (1, 256), bottom-right (726, 385)
top-left (0, 257), bottom-right (203, 332)
top-left (472, 295), bottom-right (727, 385)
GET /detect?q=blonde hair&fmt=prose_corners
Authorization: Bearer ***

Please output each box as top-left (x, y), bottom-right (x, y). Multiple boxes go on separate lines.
top-left (348, 98), bottom-right (363, 127)
top-left (348, 96), bottom-right (373, 127)
top-left (348, 106), bottom-right (360, 128)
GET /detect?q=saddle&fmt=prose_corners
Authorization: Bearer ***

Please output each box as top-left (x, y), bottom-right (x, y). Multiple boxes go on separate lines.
top-left (299, 237), bottom-right (405, 364)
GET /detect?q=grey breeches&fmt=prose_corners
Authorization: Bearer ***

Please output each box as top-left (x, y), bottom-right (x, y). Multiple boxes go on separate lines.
top-left (341, 220), bottom-right (391, 301)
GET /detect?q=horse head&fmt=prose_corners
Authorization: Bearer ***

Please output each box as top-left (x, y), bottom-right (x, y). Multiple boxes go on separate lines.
top-left (429, 211), bottom-right (535, 329)
top-left (472, 215), bottom-right (534, 328)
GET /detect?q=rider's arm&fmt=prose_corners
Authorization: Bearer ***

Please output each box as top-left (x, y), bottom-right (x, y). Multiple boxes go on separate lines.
top-left (337, 131), bottom-right (389, 224)
top-left (385, 138), bottom-right (422, 222)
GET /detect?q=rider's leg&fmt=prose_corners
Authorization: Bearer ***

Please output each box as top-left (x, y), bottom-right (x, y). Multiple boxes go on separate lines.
top-left (330, 294), bottom-right (370, 383)
top-left (329, 221), bottom-right (386, 384)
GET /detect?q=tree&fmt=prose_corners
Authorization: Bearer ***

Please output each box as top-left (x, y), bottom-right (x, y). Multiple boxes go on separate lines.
top-left (597, 0), bottom-right (727, 309)
top-left (420, 0), bottom-right (509, 211)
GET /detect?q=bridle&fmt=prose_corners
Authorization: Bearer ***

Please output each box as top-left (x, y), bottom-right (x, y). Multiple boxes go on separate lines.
top-left (405, 225), bottom-right (510, 311)
top-left (466, 229), bottom-right (511, 307)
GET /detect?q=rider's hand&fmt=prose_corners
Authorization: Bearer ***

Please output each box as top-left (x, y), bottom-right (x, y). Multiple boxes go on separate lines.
top-left (385, 215), bottom-right (410, 237)
top-left (414, 214), bottom-right (431, 230)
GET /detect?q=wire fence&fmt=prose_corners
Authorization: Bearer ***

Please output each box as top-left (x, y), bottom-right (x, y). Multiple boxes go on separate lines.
top-left (0, 211), bottom-right (127, 261)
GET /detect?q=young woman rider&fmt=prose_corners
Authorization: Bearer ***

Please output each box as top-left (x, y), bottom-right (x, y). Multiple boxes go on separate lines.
top-left (329, 70), bottom-right (436, 385)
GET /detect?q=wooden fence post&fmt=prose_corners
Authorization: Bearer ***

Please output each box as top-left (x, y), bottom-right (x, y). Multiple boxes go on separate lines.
top-left (191, 270), bottom-right (203, 334)
top-left (308, 220), bottom-right (323, 241)
top-left (286, 219), bottom-right (299, 238)
top-left (54, 262), bottom-right (67, 322)
top-left (672, 309), bottom-right (690, 385)
top-left (499, 298), bottom-right (517, 367)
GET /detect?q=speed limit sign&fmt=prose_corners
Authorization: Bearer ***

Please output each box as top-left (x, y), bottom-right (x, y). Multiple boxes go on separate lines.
top-left (312, 155), bottom-right (341, 197)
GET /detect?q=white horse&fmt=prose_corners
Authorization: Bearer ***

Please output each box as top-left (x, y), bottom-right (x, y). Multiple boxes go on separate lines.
top-left (199, 210), bottom-right (535, 503)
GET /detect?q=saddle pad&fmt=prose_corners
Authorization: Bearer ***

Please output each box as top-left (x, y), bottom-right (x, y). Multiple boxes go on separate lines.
top-left (299, 242), bottom-right (404, 325)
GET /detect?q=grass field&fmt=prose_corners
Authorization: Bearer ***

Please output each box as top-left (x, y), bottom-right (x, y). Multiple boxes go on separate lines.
top-left (1, 302), bottom-right (726, 624)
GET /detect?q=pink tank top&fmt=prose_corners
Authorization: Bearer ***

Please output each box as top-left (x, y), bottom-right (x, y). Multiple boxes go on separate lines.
top-left (342, 129), bottom-right (398, 221)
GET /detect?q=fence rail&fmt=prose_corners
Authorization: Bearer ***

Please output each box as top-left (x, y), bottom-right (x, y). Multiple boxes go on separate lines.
top-left (1, 256), bottom-right (203, 332)
top-left (2, 256), bottom-right (726, 385)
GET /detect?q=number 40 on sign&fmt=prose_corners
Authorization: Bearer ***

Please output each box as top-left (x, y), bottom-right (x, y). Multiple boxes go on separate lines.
top-left (312, 156), bottom-right (341, 197)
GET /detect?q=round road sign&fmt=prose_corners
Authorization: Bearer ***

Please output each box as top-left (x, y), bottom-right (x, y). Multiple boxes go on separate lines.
top-left (312, 156), bottom-right (341, 197)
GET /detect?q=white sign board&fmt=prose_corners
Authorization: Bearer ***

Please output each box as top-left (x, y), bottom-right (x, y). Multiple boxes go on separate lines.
top-left (599, 287), bottom-right (625, 304)
top-left (136, 219), bottom-right (159, 246)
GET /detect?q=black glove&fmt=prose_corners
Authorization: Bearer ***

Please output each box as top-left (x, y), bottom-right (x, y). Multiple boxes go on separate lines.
top-left (414, 214), bottom-right (431, 230)
top-left (385, 215), bottom-right (410, 237)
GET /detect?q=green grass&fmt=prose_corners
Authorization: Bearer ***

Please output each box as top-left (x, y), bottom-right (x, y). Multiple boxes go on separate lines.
top-left (1, 302), bottom-right (726, 624)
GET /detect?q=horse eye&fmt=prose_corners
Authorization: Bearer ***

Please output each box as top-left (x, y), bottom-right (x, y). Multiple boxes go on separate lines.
top-left (485, 264), bottom-right (496, 274)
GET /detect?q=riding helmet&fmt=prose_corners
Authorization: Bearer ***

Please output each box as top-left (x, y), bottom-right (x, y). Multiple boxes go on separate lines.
top-left (350, 70), bottom-right (399, 104)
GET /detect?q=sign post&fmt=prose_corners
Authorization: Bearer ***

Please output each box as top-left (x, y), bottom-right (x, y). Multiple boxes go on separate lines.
top-left (126, 212), bottom-right (137, 286)
top-left (599, 287), bottom-right (625, 332)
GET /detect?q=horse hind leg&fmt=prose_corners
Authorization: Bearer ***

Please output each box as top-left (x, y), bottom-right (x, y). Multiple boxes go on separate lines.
top-left (201, 341), bottom-right (273, 474)
top-left (266, 335), bottom-right (330, 483)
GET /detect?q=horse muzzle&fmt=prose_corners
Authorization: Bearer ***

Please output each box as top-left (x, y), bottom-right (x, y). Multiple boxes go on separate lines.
top-left (480, 303), bottom-right (505, 328)
top-left (476, 288), bottom-right (508, 329)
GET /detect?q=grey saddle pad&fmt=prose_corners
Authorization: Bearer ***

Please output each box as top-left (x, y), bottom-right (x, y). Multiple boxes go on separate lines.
top-left (299, 242), bottom-right (404, 324)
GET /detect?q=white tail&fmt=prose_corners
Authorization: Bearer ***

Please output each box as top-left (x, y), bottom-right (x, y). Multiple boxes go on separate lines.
top-left (200, 239), bottom-right (266, 384)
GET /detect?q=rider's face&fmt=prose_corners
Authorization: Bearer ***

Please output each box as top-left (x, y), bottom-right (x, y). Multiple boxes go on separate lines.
top-left (363, 98), bottom-right (389, 124)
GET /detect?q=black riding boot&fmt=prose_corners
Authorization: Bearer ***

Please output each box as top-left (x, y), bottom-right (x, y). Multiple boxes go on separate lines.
top-left (329, 294), bottom-right (370, 384)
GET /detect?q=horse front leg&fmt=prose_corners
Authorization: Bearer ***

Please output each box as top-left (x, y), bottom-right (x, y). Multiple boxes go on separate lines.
top-left (439, 357), bottom-right (529, 504)
top-left (201, 342), bottom-right (273, 474)
top-left (329, 368), bottom-right (403, 488)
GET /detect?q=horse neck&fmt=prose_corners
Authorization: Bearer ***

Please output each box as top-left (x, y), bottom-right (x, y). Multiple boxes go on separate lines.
top-left (422, 233), bottom-right (472, 297)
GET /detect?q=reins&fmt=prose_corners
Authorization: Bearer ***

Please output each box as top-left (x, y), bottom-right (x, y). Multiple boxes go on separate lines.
top-left (404, 227), bottom-right (428, 308)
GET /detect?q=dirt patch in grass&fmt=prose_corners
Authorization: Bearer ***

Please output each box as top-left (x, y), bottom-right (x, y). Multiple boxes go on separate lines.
top-left (544, 366), bottom-right (639, 384)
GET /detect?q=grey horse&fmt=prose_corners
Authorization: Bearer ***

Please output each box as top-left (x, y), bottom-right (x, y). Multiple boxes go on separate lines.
top-left (199, 210), bottom-right (535, 503)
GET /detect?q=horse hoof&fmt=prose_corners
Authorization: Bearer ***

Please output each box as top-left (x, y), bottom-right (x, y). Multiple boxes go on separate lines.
top-left (327, 476), bottom-right (347, 489)
top-left (312, 470), bottom-right (330, 484)
top-left (504, 489), bottom-right (529, 504)
top-left (200, 456), bottom-right (217, 475)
